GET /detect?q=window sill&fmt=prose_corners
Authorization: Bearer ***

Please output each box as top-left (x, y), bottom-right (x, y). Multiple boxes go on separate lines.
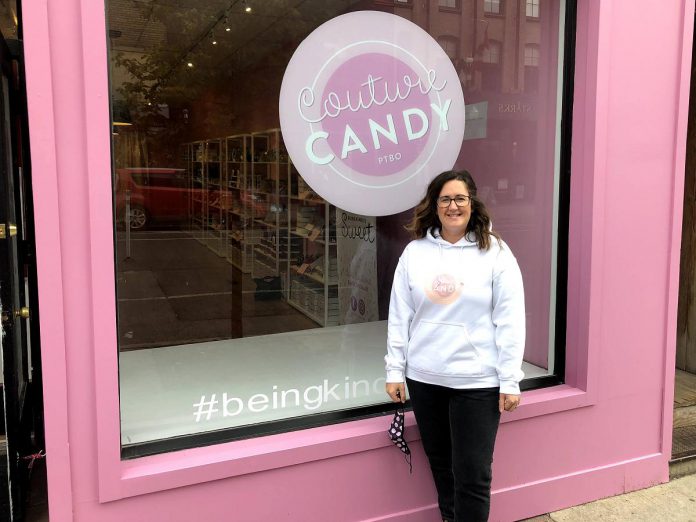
top-left (438, 7), bottom-right (462, 14)
top-left (101, 383), bottom-right (593, 502)
top-left (375, 0), bottom-right (412, 5)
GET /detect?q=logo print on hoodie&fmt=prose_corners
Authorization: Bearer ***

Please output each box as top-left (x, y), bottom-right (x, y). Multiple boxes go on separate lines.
top-left (424, 273), bottom-right (463, 305)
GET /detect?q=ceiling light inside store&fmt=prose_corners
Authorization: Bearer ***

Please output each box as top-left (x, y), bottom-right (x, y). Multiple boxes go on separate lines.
top-left (224, 16), bottom-right (231, 31)
top-left (243, 1), bottom-right (252, 13)
top-left (187, 62), bottom-right (194, 68)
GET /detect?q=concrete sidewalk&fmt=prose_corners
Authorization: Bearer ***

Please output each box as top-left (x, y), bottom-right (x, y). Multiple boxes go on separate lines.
top-left (524, 473), bottom-right (696, 521)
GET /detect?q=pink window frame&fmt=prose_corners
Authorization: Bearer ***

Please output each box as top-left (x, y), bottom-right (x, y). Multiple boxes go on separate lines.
top-left (22, 0), bottom-right (688, 508)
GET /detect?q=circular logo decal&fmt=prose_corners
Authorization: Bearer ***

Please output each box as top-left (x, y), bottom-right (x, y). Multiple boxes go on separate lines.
top-left (279, 12), bottom-right (465, 216)
top-left (424, 273), bottom-right (463, 305)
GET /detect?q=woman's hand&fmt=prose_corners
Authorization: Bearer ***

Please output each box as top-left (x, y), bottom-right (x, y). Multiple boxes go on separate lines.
top-left (499, 393), bottom-right (520, 413)
top-left (386, 382), bottom-right (406, 403)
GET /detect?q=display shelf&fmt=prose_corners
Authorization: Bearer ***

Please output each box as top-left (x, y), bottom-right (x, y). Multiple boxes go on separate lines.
top-left (250, 129), bottom-right (289, 279)
top-left (286, 298), bottom-right (324, 325)
top-left (227, 209), bottom-right (251, 219)
top-left (185, 135), bottom-right (257, 271)
top-left (289, 265), bottom-right (338, 286)
top-left (289, 196), bottom-right (325, 203)
top-left (285, 159), bottom-right (339, 326)
top-left (253, 257), bottom-right (277, 275)
top-left (253, 219), bottom-right (274, 228)
top-left (188, 141), bottom-right (206, 234)
top-left (184, 143), bottom-right (193, 234)
top-left (227, 242), bottom-right (254, 271)
top-left (184, 130), bottom-right (339, 326)
top-left (287, 277), bottom-right (339, 327)
top-left (254, 247), bottom-right (277, 261)
top-left (255, 244), bottom-right (277, 258)
top-left (226, 135), bottom-right (253, 272)
top-left (203, 139), bottom-right (223, 254)
top-left (226, 141), bottom-right (246, 190)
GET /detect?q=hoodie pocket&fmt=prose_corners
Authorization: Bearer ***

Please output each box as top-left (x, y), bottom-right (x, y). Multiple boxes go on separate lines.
top-left (407, 320), bottom-right (485, 377)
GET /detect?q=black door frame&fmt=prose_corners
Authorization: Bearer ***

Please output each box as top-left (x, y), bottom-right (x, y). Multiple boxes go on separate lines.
top-left (0, 5), bottom-right (44, 519)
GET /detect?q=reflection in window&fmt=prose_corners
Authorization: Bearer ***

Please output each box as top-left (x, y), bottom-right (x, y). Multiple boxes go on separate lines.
top-left (524, 45), bottom-right (540, 66)
top-left (527, 0), bottom-right (540, 18)
top-left (107, 0), bottom-right (569, 453)
top-left (438, 36), bottom-right (459, 60)
top-left (525, 45), bottom-right (540, 93)
top-left (481, 40), bottom-right (501, 64)
top-left (480, 39), bottom-right (502, 91)
top-left (484, 0), bottom-right (503, 14)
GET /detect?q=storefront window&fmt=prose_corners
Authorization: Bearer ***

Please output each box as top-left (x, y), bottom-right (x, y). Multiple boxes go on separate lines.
top-left (107, 0), bottom-right (571, 455)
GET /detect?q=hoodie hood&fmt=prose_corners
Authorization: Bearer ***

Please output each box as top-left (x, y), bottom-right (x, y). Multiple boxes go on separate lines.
top-left (426, 227), bottom-right (478, 248)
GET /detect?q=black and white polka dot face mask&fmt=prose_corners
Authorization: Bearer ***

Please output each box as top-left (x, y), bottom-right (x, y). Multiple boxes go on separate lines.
top-left (388, 404), bottom-right (412, 473)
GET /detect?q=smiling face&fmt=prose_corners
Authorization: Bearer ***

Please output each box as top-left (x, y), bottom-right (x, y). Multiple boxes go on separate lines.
top-left (436, 179), bottom-right (472, 242)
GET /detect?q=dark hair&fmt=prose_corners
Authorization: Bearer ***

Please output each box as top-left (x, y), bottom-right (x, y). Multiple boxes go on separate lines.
top-left (405, 170), bottom-right (501, 250)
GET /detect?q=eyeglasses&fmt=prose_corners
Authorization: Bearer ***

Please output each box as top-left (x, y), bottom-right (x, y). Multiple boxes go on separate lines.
top-left (437, 195), bottom-right (471, 208)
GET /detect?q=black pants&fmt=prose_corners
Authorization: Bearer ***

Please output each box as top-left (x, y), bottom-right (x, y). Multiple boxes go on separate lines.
top-left (406, 378), bottom-right (501, 522)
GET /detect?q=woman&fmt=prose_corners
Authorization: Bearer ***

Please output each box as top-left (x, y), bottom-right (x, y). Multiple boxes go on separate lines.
top-left (385, 170), bottom-right (525, 522)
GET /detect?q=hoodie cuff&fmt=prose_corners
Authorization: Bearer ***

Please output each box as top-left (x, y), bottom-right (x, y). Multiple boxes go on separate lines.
top-left (386, 370), bottom-right (405, 383)
top-left (499, 380), bottom-right (520, 395)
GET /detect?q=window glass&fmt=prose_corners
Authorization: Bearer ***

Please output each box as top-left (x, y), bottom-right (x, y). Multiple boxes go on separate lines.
top-left (524, 45), bottom-right (541, 93)
top-left (527, 0), bottom-right (540, 18)
top-left (525, 45), bottom-right (540, 66)
top-left (484, 0), bottom-right (503, 15)
top-left (107, 0), bottom-right (569, 452)
top-left (482, 41), bottom-right (502, 64)
top-left (439, 0), bottom-right (458, 8)
top-left (439, 36), bottom-right (459, 60)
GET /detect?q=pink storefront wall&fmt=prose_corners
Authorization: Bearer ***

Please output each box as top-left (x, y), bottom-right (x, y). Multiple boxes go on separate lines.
top-left (21, 0), bottom-right (693, 521)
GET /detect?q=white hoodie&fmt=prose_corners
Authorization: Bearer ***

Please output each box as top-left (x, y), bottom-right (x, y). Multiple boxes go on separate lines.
top-left (385, 228), bottom-right (526, 395)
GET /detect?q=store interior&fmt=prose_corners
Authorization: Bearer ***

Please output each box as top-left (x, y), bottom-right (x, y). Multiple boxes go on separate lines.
top-left (108, 0), bottom-right (560, 445)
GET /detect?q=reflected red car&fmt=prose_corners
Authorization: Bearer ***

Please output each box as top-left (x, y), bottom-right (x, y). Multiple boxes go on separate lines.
top-left (114, 168), bottom-right (201, 229)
